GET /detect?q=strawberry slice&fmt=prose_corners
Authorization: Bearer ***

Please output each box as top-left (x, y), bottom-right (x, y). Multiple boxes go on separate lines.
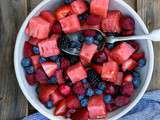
top-left (25, 16), bottom-right (50, 39)
top-left (127, 41), bottom-right (139, 51)
top-left (26, 74), bottom-right (37, 85)
top-left (38, 34), bottom-right (60, 57)
top-left (110, 42), bottom-right (135, 64)
top-left (88, 95), bottom-right (107, 119)
top-left (114, 96), bottom-right (130, 107)
top-left (115, 72), bottom-right (123, 86)
top-left (60, 58), bottom-right (70, 70)
top-left (41, 62), bottom-right (58, 78)
top-left (40, 11), bottom-right (56, 27)
top-left (71, 108), bottom-right (89, 120)
top-left (101, 61), bottom-right (119, 82)
top-left (50, 90), bottom-right (64, 105)
top-left (23, 42), bottom-right (34, 57)
top-left (91, 64), bottom-right (103, 75)
top-left (31, 55), bottom-right (41, 70)
top-left (86, 15), bottom-right (102, 26)
top-left (39, 84), bottom-right (57, 103)
top-left (55, 5), bottom-right (73, 20)
top-left (54, 99), bottom-right (67, 116)
top-left (123, 74), bottom-right (133, 83)
top-left (122, 59), bottom-right (138, 72)
top-left (90, 0), bottom-right (109, 17)
top-left (56, 69), bottom-right (65, 85)
top-left (59, 14), bottom-right (81, 34)
top-left (66, 95), bottom-right (80, 109)
top-left (71, 0), bottom-right (87, 15)
top-left (101, 10), bottom-right (122, 33)
top-left (35, 68), bottom-right (48, 84)
top-left (80, 43), bottom-right (97, 65)
top-left (73, 81), bottom-right (85, 95)
top-left (67, 62), bottom-right (87, 83)
top-left (131, 52), bottom-right (145, 61)
top-left (59, 84), bottom-right (71, 96)
top-left (28, 37), bottom-right (42, 46)
top-left (121, 82), bottom-right (134, 96)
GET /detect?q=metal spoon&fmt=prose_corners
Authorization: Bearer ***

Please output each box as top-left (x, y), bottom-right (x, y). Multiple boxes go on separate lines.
top-left (61, 28), bottom-right (160, 56)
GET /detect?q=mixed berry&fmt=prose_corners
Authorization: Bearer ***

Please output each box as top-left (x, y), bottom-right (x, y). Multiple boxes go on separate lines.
top-left (21, 0), bottom-right (146, 119)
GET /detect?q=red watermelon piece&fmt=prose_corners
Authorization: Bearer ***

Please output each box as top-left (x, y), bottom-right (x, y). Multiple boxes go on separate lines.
top-left (80, 43), bottom-right (97, 65)
top-left (110, 42), bottom-right (135, 64)
top-left (88, 95), bottom-right (107, 119)
top-left (41, 62), bottom-right (58, 78)
top-left (25, 16), bottom-right (50, 39)
top-left (90, 0), bottom-right (109, 18)
top-left (101, 10), bottom-right (122, 33)
top-left (101, 61), bottom-right (119, 82)
top-left (38, 34), bottom-right (60, 57)
top-left (59, 14), bottom-right (81, 34)
top-left (115, 72), bottom-right (123, 86)
top-left (67, 62), bottom-right (87, 83)
top-left (71, 0), bottom-right (87, 15)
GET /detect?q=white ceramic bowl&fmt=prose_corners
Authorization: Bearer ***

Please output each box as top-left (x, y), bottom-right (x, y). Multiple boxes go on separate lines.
top-left (14, 0), bottom-right (154, 120)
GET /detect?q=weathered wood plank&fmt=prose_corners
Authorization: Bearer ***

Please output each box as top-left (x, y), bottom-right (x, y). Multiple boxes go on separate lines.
top-left (0, 0), bottom-right (28, 119)
top-left (124, 0), bottom-right (136, 10)
top-left (137, 0), bottom-right (160, 90)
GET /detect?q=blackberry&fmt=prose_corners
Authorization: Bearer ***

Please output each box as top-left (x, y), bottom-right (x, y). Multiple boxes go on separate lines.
top-left (87, 69), bottom-right (101, 88)
top-left (59, 36), bottom-right (70, 50)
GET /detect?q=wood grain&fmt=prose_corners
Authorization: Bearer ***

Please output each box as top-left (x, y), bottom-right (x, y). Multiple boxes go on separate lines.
top-left (0, 0), bottom-right (28, 119)
top-left (124, 0), bottom-right (136, 10)
top-left (137, 0), bottom-right (160, 90)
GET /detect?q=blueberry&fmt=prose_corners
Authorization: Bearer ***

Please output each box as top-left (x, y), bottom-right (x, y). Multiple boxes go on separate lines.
top-left (50, 56), bottom-right (59, 62)
top-left (95, 89), bottom-right (103, 95)
top-left (39, 57), bottom-right (47, 63)
top-left (104, 95), bottom-right (112, 104)
top-left (25, 66), bottom-right (34, 74)
top-left (45, 100), bottom-right (54, 109)
top-left (132, 71), bottom-right (140, 78)
top-left (86, 88), bottom-right (94, 97)
top-left (82, 79), bottom-right (88, 84)
top-left (94, 33), bottom-right (103, 41)
top-left (106, 43), bottom-right (114, 49)
top-left (70, 41), bottom-right (81, 48)
top-left (132, 78), bottom-right (141, 89)
top-left (78, 13), bottom-right (89, 20)
top-left (78, 95), bottom-right (85, 100)
top-left (85, 36), bottom-right (94, 44)
top-left (80, 98), bottom-right (88, 107)
top-left (21, 58), bottom-right (32, 67)
top-left (98, 82), bottom-right (106, 91)
top-left (138, 58), bottom-right (146, 67)
top-left (48, 76), bottom-right (57, 84)
top-left (32, 46), bottom-right (40, 54)
top-left (64, 0), bottom-right (73, 4)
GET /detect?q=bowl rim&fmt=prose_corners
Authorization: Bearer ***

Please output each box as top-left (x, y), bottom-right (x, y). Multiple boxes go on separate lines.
top-left (14, 0), bottom-right (154, 120)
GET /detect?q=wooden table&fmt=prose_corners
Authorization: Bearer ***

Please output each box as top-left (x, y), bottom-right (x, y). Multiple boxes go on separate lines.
top-left (0, 0), bottom-right (160, 119)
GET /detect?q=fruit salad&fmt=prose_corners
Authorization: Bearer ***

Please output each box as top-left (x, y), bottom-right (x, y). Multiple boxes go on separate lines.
top-left (21, 0), bottom-right (146, 119)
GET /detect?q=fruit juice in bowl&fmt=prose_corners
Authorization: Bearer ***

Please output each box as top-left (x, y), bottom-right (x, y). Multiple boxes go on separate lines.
top-left (14, 0), bottom-right (154, 120)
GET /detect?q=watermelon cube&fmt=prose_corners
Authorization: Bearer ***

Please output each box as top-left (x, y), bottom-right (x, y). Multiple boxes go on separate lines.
top-left (31, 55), bottom-right (41, 70)
top-left (71, 0), bottom-right (87, 15)
top-left (115, 72), bottom-right (123, 86)
top-left (110, 42), bottom-right (135, 64)
top-left (28, 37), bottom-right (42, 46)
top-left (56, 69), bottom-right (65, 85)
top-left (59, 14), bottom-right (81, 33)
top-left (90, 0), bottom-right (109, 18)
top-left (80, 43), bottom-right (97, 65)
top-left (67, 62), bottom-right (87, 83)
top-left (101, 61), bottom-right (119, 82)
top-left (38, 34), bottom-right (60, 57)
top-left (23, 42), bottom-right (34, 57)
top-left (41, 62), bottom-right (58, 78)
top-left (101, 10), bottom-right (122, 33)
top-left (25, 16), bottom-right (50, 39)
top-left (88, 95), bottom-right (107, 119)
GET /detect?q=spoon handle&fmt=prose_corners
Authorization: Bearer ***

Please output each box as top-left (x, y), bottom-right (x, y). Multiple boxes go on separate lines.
top-left (108, 28), bottom-right (160, 43)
